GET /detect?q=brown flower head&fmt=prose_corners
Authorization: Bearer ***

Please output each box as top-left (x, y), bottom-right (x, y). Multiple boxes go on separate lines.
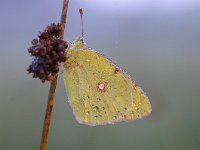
top-left (27, 23), bottom-right (68, 83)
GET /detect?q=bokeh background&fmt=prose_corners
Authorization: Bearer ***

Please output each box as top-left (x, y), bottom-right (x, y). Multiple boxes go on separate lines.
top-left (1, 0), bottom-right (200, 150)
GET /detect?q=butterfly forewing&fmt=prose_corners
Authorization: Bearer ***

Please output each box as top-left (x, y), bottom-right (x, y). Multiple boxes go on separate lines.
top-left (63, 37), bottom-right (151, 125)
top-left (63, 38), bottom-right (133, 125)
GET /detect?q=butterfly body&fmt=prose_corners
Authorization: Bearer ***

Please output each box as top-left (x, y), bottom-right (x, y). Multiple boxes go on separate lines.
top-left (63, 37), bottom-right (151, 126)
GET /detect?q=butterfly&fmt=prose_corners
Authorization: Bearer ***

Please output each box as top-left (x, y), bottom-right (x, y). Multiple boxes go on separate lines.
top-left (63, 37), bottom-right (151, 126)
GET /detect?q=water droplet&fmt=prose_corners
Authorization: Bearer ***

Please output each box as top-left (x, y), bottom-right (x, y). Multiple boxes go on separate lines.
top-left (86, 59), bottom-right (90, 62)
top-left (101, 76), bottom-right (105, 79)
top-left (95, 106), bottom-right (99, 110)
top-left (93, 106), bottom-right (99, 111)
top-left (87, 96), bottom-right (90, 99)
top-left (113, 116), bottom-right (117, 119)
top-left (122, 115), bottom-right (127, 119)
top-left (138, 108), bottom-right (142, 113)
top-left (94, 116), bottom-right (98, 119)
top-left (85, 111), bottom-right (90, 115)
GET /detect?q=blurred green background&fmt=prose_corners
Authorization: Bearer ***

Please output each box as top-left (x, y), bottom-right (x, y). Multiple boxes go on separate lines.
top-left (1, 0), bottom-right (200, 150)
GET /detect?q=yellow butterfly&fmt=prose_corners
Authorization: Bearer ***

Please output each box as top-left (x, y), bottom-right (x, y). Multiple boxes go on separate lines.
top-left (63, 37), bottom-right (151, 126)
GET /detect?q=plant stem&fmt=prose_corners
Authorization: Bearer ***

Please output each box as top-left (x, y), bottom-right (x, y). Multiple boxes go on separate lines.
top-left (40, 0), bottom-right (69, 150)
top-left (40, 77), bottom-right (58, 150)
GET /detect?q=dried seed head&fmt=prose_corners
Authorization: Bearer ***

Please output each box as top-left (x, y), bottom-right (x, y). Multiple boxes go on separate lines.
top-left (27, 23), bottom-right (68, 83)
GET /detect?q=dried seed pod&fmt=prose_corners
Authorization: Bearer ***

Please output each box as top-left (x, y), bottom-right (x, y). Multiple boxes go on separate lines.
top-left (27, 23), bottom-right (68, 83)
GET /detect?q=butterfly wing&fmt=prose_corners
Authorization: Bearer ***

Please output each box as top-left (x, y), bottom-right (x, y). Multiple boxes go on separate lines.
top-left (63, 39), bottom-right (134, 125)
top-left (119, 85), bottom-right (152, 121)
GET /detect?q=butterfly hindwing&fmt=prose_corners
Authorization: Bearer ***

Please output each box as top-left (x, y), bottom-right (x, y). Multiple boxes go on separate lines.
top-left (120, 85), bottom-right (152, 121)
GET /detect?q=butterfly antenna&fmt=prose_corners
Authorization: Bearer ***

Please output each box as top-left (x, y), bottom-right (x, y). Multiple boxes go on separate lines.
top-left (79, 8), bottom-right (84, 40)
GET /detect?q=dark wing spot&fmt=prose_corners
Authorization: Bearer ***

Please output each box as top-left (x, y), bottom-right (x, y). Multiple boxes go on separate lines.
top-left (114, 67), bottom-right (120, 74)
